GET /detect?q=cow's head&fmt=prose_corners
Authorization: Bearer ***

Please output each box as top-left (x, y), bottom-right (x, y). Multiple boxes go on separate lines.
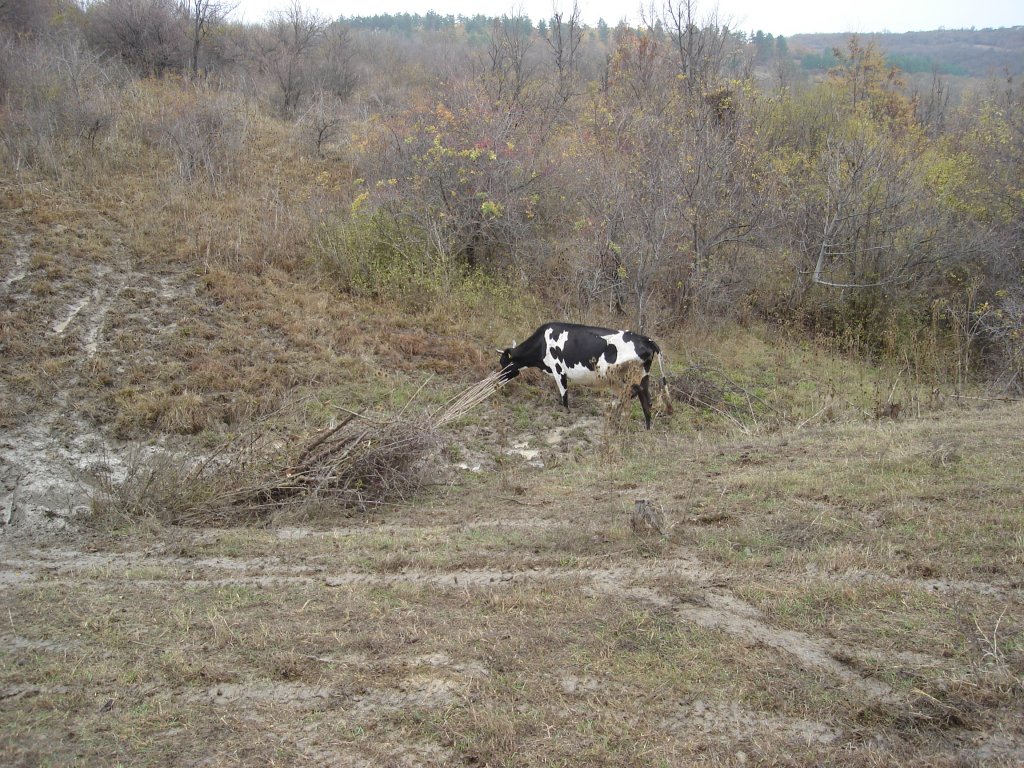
top-left (498, 345), bottom-right (521, 382)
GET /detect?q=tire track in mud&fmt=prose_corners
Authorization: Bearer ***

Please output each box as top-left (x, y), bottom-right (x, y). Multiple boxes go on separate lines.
top-left (3, 541), bottom-right (967, 707)
top-left (3, 244), bottom-right (136, 531)
top-left (48, 266), bottom-right (124, 359)
top-left (661, 698), bottom-right (842, 747)
top-left (1, 234), bottom-right (31, 292)
top-left (15, 538), bottom-right (1017, 757)
top-left (676, 593), bottom-right (897, 700)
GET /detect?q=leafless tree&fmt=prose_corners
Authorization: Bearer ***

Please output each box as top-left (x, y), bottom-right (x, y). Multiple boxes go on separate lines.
top-left (179, 0), bottom-right (236, 77)
top-left (260, 0), bottom-right (325, 117)
top-left (545, 2), bottom-right (582, 105)
top-left (303, 90), bottom-right (341, 157)
top-left (803, 131), bottom-right (931, 291)
top-left (313, 21), bottom-right (357, 102)
top-left (655, 0), bottom-right (731, 99)
top-left (1, 0), bottom-right (55, 34)
top-left (483, 14), bottom-right (535, 120)
top-left (914, 67), bottom-right (951, 137)
top-left (85, 0), bottom-right (187, 76)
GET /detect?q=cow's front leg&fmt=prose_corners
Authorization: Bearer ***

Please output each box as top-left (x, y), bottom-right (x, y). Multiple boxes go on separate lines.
top-left (558, 374), bottom-right (569, 410)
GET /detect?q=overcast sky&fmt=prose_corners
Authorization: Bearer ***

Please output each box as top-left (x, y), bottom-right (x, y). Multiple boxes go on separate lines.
top-left (231, 0), bottom-right (1023, 37)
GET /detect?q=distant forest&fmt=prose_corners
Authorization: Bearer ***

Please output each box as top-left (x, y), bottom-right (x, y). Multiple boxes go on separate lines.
top-left (788, 27), bottom-right (1024, 78)
top-left (340, 13), bottom-right (1023, 78)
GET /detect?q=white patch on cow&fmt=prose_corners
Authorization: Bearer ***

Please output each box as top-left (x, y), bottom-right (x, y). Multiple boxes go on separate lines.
top-left (545, 330), bottom-right (644, 390)
top-left (546, 329), bottom-right (569, 351)
top-left (542, 328), bottom-right (571, 396)
top-left (600, 332), bottom-right (643, 371)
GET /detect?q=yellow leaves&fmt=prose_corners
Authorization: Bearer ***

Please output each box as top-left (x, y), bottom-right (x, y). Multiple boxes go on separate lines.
top-left (433, 103), bottom-right (455, 125)
top-left (350, 191), bottom-right (370, 214)
top-left (525, 193), bottom-right (540, 220)
top-left (480, 199), bottom-right (504, 219)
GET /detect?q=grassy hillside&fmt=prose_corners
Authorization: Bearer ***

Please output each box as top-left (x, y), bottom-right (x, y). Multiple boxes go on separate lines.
top-left (1, 17), bottom-right (1022, 765)
top-left (2, 80), bottom-right (1022, 765)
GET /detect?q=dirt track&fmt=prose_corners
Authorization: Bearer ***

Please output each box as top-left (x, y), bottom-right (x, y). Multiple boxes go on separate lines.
top-left (4, 472), bottom-right (1022, 766)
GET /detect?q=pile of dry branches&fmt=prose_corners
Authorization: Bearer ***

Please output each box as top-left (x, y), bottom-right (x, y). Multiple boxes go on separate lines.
top-left (232, 410), bottom-right (441, 516)
top-left (179, 370), bottom-right (509, 524)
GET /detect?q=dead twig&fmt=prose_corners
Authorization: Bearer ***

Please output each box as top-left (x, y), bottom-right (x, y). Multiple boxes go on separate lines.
top-left (949, 393), bottom-right (1023, 403)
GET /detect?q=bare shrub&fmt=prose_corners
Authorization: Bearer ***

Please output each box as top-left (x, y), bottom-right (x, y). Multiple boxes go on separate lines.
top-left (0, 33), bottom-right (125, 173)
top-left (225, 375), bottom-right (504, 519)
top-left (314, 21), bottom-right (358, 102)
top-left (978, 289), bottom-right (1024, 393)
top-left (92, 375), bottom-right (505, 526)
top-left (257, 1), bottom-right (326, 118)
top-left (232, 412), bottom-right (440, 517)
top-left (83, 0), bottom-right (187, 77)
top-left (89, 449), bottom-right (220, 526)
top-left (0, 0), bottom-right (54, 34)
top-left (301, 89), bottom-right (343, 157)
top-left (157, 86), bottom-right (250, 187)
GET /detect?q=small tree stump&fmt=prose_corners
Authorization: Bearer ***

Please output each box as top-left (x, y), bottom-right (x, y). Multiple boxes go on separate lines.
top-left (631, 498), bottom-right (665, 536)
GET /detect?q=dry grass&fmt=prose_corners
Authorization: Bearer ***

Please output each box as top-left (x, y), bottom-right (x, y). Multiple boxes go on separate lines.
top-left (6, 403), bottom-right (1023, 766)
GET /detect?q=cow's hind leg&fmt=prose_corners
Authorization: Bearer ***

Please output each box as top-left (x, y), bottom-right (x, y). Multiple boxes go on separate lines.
top-left (636, 375), bottom-right (653, 429)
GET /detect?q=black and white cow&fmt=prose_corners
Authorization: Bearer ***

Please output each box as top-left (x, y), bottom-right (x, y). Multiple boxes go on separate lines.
top-left (498, 322), bottom-right (670, 429)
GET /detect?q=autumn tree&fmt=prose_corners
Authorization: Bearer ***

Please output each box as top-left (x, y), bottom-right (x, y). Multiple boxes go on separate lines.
top-left (349, 75), bottom-right (546, 288)
top-left (938, 76), bottom-right (1024, 388)
top-left (828, 35), bottom-right (914, 127)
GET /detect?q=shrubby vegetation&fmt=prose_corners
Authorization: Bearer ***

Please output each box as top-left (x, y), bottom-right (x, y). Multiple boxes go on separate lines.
top-left (2, 0), bottom-right (1021, 392)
